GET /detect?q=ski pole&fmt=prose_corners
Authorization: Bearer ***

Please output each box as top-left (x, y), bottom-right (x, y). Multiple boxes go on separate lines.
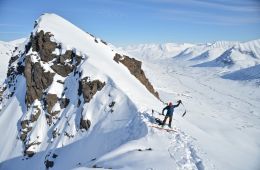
top-left (181, 102), bottom-right (187, 117)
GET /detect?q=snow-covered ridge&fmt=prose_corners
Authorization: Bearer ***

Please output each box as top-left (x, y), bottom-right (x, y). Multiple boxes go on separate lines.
top-left (1, 13), bottom-right (259, 170)
top-left (0, 13), bottom-right (171, 170)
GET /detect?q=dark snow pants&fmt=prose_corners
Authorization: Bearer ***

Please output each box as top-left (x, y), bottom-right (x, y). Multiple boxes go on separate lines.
top-left (162, 115), bottom-right (172, 127)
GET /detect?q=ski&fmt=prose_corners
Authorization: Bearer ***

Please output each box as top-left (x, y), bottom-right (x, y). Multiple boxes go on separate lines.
top-left (149, 125), bottom-right (177, 132)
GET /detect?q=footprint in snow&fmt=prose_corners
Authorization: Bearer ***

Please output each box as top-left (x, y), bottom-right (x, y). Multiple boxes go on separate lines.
top-left (168, 132), bottom-right (204, 170)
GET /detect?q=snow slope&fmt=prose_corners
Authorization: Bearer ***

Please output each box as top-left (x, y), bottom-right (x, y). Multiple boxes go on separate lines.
top-left (0, 38), bottom-right (26, 83)
top-left (123, 43), bottom-right (260, 170)
top-left (0, 13), bottom-right (207, 170)
top-left (1, 13), bottom-right (259, 170)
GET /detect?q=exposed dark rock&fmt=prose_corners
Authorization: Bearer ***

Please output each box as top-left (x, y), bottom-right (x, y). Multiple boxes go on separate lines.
top-left (50, 50), bottom-right (82, 77)
top-left (75, 55), bottom-right (82, 66)
top-left (64, 131), bottom-right (74, 138)
top-left (109, 101), bottom-right (115, 108)
top-left (77, 99), bottom-right (81, 107)
top-left (92, 165), bottom-right (102, 168)
top-left (17, 63), bottom-right (25, 75)
top-left (8, 55), bottom-right (19, 66)
top-left (25, 37), bottom-right (32, 54)
top-left (24, 56), bottom-right (55, 106)
top-left (31, 108), bottom-right (41, 122)
top-left (52, 153), bottom-right (58, 158)
top-left (31, 30), bottom-right (57, 62)
top-left (101, 39), bottom-right (107, 45)
top-left (27, 127), bottom-right (32, 132)
top-left (56, 80), bottom-right (64, 84)
top-left (20, 133), bottom-right (27, 141)
top-left (91, 158), bottom-right (97, 161)
top-left (51, 64), bottom-right (74, 77)
top-left (57, 50), bottom-right (73, 64)
top-left (23, 140), bottom-right (41, 157)
top-left (78, 77), bottom-right (105, 103)
top-left (7, 66), bottom-right (15, 77)
top-left (52, 129), bottom-right (58, 138)
top-left (45, 159), bottom-right (54, 169)
top-left (0, 86), bottom-right (7, 102)
top-left (113, 53), bottom-right (159, 99)
top-left (20, 120), bottom-right (32, 142)
top-left (45, 94), bottom-right (58, 115)
top-left (21, 120), bottom-right (29, 129)
top-left (80, 117), bottom-right (91, 131)
top-left (34, 21), bottom-right (37, 28)
top-left (113, 53), bottom-right (121, 63)
top-left (60, 98), bottom-right (70, 109)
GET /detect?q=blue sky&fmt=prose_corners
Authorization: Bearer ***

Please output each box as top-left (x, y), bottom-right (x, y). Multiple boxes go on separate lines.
top-left (0, 0), bottom-right (260, 46)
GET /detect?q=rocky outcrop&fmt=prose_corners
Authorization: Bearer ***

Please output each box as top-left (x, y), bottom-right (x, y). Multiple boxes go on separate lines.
top-left (20, 120), bottom-right (30, 141)
top-left (78, 77), bottom-right (105, 103)
top-left (31, 30), bottom-right (57, 62)
top-left (31, 106), bottom-right (41, 122)
top-left (45, 94), bottom-right (58, 115)
top-left (60, 98), bottom-right (70, 109)
top-left (24, 140), bottom-right (41, 157)
top-left (80, 117), bottom-right (91, 131)
top-left (45, 159), bottom-right (54, 169)
top-left (51, 64), bottom-right (74, 77)
top-left (51, 50), bottom-right (82, 77)
top-left (114, 53), bottom-right (159, 99)
top-left (24, 56), bottom-right (55, 106)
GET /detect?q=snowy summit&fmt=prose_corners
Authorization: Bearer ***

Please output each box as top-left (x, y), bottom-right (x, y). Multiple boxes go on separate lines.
top-left (0, 13), bottom-right (166, 170)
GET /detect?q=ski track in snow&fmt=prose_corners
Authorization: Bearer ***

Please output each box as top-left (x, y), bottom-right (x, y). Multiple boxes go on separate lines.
top-left (144, 111), bottom-right (211, 170)
top-left (168, 131), bottom-right (204, 170)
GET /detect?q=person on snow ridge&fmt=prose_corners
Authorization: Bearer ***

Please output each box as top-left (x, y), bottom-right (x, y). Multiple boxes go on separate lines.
top-left (161, 100), bottom-right (182, 128)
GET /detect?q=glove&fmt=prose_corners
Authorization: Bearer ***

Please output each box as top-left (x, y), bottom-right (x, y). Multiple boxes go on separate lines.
top-left (178, 100), bottom-right (182, 104)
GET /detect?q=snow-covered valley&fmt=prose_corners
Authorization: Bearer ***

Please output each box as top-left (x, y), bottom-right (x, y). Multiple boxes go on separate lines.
top-left (122, 42), bottom-right (260, 170)
top-left (0, 13), bottom-right (259, 170)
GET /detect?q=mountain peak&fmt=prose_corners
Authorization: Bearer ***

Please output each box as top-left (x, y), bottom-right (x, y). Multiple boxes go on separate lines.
top-left (0, 13), bottom-right (161, 168)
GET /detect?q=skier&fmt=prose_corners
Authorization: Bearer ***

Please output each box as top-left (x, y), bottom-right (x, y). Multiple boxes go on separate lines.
top-left (161, 100), bottom-right (182, 128)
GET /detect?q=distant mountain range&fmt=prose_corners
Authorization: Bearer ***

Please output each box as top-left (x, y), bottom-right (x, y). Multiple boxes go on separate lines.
top-left (122, 39), bottom-right (260, 81)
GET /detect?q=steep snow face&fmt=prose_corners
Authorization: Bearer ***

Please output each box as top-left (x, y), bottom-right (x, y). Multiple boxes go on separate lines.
top-left (0, 13), bottom-right (166, 170)
top-left (0, 39), bottom-right (26, 83)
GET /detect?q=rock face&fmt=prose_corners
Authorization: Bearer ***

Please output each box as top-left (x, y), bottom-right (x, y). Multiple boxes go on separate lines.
top-left (78, 77), bottom-right (105, 103)
top-left (51, 50), bottom-right (82, 77)
top-left (45, 94), bottom-right (58, 115)
top-left (114, 53), bottom-right (159, 99)
top-left (80, 117), bottom-right (91, 131)
top-left (24, 56), bottom-right (55, 106)
top-left (31, 30), bottom-right (57, 62)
